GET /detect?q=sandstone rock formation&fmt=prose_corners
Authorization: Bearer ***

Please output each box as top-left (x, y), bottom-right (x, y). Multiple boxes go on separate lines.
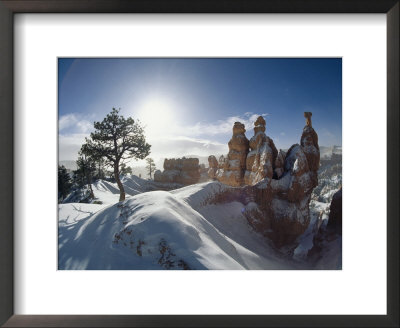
top-left (207, 155), bottom-right (219, 180)
top-left (274, 149), bottom-right (286, 179)
top-left (218, 155), bottom-right (226, 169)
top-left (304, 111), bottom-right (312, 127)
top-left (244, 116), bottom-right (278, 185)
top-left (215, 155), bottom-right (226, 181)
top-left (211, 113), bottom-right (320, 246)
top-left (153, 169), bottom-right (163, 181)
top-left (302, 128), bottom-right (319, 168)
top-left (154, 157), bottom-right (200, 185)
top-left (217, 122), bottom-right (249, 187)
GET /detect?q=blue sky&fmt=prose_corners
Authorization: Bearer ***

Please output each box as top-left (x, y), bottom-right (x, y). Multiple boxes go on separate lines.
top-left (59, 58), bottom-right (342, 164)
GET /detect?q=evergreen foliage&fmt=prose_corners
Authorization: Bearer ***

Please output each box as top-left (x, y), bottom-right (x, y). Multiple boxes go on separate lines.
top-left (119, 163), bottom-right (133, 176)
top-left (58, 165), bottom-right (72, 201)
top-left (82, 108), bottom-right (151, 201)
top-left (76, 150), bottom-right (97, 200)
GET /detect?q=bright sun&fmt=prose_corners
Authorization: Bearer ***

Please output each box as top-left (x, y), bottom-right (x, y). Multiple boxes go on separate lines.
top-left (136, 98), bottom-right (175, 136)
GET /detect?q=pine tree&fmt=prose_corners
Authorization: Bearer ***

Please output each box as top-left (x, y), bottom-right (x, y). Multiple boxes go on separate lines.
top-left (82, 108), bottom-right (151, 201)
top-left (94, 157), bottom-right (106, 180)
top-left (58, 165), bottom-right (72, 201)
top-left (119, 163), bottom-right (133, 176)
top-left (72, 167), bottom-right (85, 188)
top-left (76, 150), bottom-right (97, 200)
top-left (146, 158), bottom-right (156, 179)
top-left (105, 170), bottom-right (115, 181)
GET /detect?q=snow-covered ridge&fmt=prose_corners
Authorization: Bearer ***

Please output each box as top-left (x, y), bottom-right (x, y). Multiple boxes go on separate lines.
top-left (63, 175), bottom-right (183, 205)
top-left (312, 152), bottom-right (342, 204)
top-left (59, 182), bottom-right (294, 270)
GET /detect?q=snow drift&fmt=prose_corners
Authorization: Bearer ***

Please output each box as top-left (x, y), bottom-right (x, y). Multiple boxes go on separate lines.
top-left (59, 181), bottom-right (297, 270)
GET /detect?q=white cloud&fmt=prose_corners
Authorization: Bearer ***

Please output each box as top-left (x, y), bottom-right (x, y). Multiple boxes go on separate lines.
top-left (59, 114), bottom-right (78, 131)
top-left (280, 132), bottom-right (286, 136)
top-left (180, 112), bottom-right (269, 137)
top-left (59, 113), bottom-right (93, 133)
top-left (76, 120), bottom-right (93, 133)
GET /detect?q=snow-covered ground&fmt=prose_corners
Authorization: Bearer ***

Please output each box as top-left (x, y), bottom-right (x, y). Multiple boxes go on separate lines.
top-left (62, 175), bottom-right (183, 205)
top-left (59, 181), bottom-right (296, 270)
top-left (312, 153), bottom-right (342, 203)
top-left (59, 160), bottom-right (342, 270)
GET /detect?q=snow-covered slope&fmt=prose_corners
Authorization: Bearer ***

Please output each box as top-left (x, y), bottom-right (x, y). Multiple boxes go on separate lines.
top-left (63, 175), bottom-right (183, 205)
top-left (312, 154), bottom-right (342, 204)
top-left (59, 181), bottom-right (295, 270)
top-left (59, 160), bottom-right (342, 270)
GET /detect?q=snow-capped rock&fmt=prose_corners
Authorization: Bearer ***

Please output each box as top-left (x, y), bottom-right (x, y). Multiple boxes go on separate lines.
top-left (154, 157), bottom-right (200, 185)
top-left (244, 116), bottom-right (278, 186)
top-left (241, 114), bottom-right (320, 246)
top-left (207, 155), bottom-right (218, 180)
top-left (274, 149), bottom-right (286, 179)
top-left (217, 122), bottom-right (249, 187)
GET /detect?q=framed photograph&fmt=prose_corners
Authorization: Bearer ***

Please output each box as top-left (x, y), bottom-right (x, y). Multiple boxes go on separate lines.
top-left (1, 1), bottom-right (398, 327)
top-left (57, 57), bottom-right (343, 271)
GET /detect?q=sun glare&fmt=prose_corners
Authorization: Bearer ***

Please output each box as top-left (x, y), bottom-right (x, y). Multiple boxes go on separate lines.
top-left (136, 98), bottom-right (175, 136)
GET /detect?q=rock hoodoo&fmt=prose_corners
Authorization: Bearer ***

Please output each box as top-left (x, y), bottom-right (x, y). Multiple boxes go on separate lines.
top-left (304, 111), bottom-right (312, 127)
top-left (215, 155), bottom-right (226, 181)
top-left (301, 123), bottom-right (320, 173)
top-left (207, 155), bottom-right (219, 180)
top-left (244, 116), bottom-right (278, 185)
top-left (274, 149), bottom-right (286, 179)
top-left (209, 112), bottom-right (320, 246)
top-left (218, 155), bottom-right (226, 169)
top-left (154, 157), bottom-right (200, 185)
top-left (217, 122), bottom-right (249, 187)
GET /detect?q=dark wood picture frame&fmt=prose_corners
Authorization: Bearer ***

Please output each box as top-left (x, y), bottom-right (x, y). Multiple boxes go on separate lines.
top-left (0, 1), bottom-right (398, 327)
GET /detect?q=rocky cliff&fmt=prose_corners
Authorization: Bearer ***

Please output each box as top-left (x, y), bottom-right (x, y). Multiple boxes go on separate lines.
top-left (154, 157), bottom-right (200, 185)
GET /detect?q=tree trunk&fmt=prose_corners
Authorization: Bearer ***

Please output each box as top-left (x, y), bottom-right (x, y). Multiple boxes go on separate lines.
top-left (98, 162), bottom-right (101, 179)
top-left (87, 175), bottom-right (94, 199)
top-left (114, 164), bottom-right (125, 201)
